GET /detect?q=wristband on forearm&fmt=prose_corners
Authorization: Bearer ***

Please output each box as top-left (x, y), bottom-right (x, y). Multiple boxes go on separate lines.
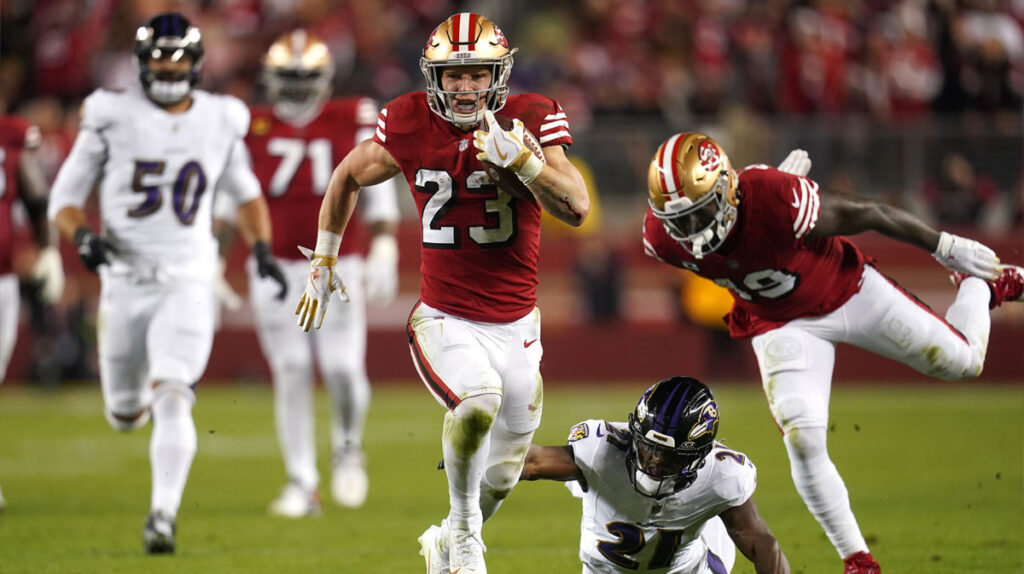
top-left (314, 230), bottom-right (342, 257)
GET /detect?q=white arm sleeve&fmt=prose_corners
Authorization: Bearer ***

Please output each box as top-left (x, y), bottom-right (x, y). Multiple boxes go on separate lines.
top-left (47, 114), bottom-right (107, 220)
top-left (212, 188), bottom-right (239, 225)
top-left (360, 176), bottom-right (401, 224)
top-left (217, 139), bottom-right (262, 206)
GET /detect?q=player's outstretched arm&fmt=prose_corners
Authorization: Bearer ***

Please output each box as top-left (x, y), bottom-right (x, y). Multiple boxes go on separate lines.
top-left (809, 189), bottom-right (1001, 280)
top-left (720, 498), bottom-right (790, 574)
top-left (318, 139), bottom-right (401, 236)
top-left (520, 445), bottom-right (583, 482)
top-left (296, 140), bottom-right (401, 331)
top-left (235, 196), bottom-right (287, 300)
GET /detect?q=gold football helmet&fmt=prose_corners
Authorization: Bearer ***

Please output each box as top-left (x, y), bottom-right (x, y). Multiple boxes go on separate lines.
top-left (263, 30), bottom-right (334, 123)
top-left (420, 12), bottom-right (516, 127)
top-left (648, 133), bottom-right (739, 259)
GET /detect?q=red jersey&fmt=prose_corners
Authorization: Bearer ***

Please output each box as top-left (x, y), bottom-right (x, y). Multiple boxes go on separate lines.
top-left (0, 116), bottom-right (40, 275)
top-left (374, 92), bottom-right (573, 323)
top-left (644, 166), bottom-right (870, 338)
top-left (246, 98), bottom-right (378, 260)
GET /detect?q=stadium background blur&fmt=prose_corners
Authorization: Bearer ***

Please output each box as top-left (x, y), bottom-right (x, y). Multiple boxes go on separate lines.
top-left (3, 0), bottom-right (1022, 386)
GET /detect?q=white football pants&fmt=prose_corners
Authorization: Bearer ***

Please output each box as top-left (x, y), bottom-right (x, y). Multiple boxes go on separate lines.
top-left (751, 265), bottom-right (992, 559)
top-left (98, 271), bottom-right (215, 416)
top-left (248, 255), bottom-right (369, 491)
top-left (0, 274), bottom-right (18, 383)
top-left (407, 301), bottom-right (544, 536)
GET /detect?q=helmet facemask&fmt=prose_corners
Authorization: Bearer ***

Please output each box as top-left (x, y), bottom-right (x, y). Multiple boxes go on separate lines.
top-left (624, 376), bottom-right (720, 499)
top-left (647, 133), bottom-right (739, 259)
top-left (263, 30), bottom-right (335, 125)
top-left (134, 13), bottom-right (204, 105)
top-left (626, 415), bottom-right (711, 498)
top-left (652, 172), bottom-right (738, 259)
top-left (421, 56), bottom-right (514, 127)
top-left (420, 13), bottom-right (516, 128)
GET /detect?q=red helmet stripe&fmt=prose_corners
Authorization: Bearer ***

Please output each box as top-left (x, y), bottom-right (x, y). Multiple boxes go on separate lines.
top-left (452, 12), bottom-right (478, 47)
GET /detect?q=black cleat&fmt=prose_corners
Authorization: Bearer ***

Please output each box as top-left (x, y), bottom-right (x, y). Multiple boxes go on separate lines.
top-left (143, 510), bottom-right (176, 555)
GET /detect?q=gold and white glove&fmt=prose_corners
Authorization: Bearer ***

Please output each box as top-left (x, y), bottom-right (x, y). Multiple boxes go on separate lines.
top-left (32, 246), bottom-right (65, 304)
top-left (778, 149), bottom-right (812, 177)
top-left (473, 110), bottom-right (544, 185)
top-left (364, 234), bottom-right (398, 306)
top-left (295, 231), bottom-right (350, 332)
top-left (933, 231), bottom-right (1001, 280)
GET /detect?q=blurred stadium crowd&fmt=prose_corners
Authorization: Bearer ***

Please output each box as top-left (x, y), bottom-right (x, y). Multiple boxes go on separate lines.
top-left (3, 0), bottom-right (1022, 225)
top-left (5, 0), bottom-right (1024, 117)
top-left (2, 0), bottom-right (1023, 384)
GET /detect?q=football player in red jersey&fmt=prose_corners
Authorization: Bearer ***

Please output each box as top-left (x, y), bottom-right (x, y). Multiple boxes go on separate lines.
top-left (0, 108), bottom-right (65, 512)
top-left (643, 132), bottom-right (1023, 574)
top-left (216, 30), bottom-right (400, 517)
top-left (294, 12), bottom-right (590, 573)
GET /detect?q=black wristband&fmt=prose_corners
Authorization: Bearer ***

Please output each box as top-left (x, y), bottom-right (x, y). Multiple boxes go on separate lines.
top-left (253, 241), bottom-right (271, 261)
top-left (73, 226), bottom-right (94, 246)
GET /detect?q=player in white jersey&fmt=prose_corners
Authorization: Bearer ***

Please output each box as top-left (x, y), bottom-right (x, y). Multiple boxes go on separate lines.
top-left (520, 377), bottom-right (789, 574)
top-left (47, 12), bottom-right (285, 555)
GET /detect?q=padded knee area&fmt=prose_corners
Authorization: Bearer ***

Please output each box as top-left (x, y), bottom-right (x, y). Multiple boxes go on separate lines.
top-left (783, 426), bottom-right (829, 462)
top-left (152, 380), bottom-right (196, 417)
top-left (482, 441), bottom-right (531, 493)
top-left (445, 394), bottom-right (501, 458)
top-left (105, 407), bottom-right (151, 432)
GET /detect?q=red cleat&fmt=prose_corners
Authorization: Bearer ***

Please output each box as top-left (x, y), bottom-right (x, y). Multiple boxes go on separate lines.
top-left (843, 551), bottom-right (881, 574)
top-left (951, 266), bottom-right (1024, 309)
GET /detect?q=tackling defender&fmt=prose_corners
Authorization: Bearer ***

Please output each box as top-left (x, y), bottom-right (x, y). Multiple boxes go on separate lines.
top-left (48, 12), bottom-right (285, 554)
top-left (214, 29), bottom-right (401, 516)
top-left (642, 132), bottom-right (1023, 573)
top-left (294, 12), bottom-right (591, 573)
top-left (522, 376), bottom-right (789, 574)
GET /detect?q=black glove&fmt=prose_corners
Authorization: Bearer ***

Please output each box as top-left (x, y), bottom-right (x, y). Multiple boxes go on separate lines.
top-left (73, 227), bottom-right (111, 273)
top-left (253, 241), bottom-right (287, 301)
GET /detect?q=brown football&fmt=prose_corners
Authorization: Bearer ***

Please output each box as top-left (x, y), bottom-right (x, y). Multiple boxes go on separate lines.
top-left (478, 114), bottom-right (545, 202)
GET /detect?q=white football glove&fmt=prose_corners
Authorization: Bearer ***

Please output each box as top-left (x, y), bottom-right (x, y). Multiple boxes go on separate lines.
top-left (778, 149), bottom-right (812, 177)
top-left (32, 246), bottom-right (65, 304)
top-left (364, 234), bottom-right (398, 306)
top-left (473, 110), bottom-right (544, 185)
top-left (932, 231), bottom-right (1001, 280)
top-left (295, 245), bottom-right (350, 332)
top-left (215, 257), bottom-right (243, 312)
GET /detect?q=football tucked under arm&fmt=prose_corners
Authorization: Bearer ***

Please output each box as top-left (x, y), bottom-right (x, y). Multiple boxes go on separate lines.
top-left (473, 111), bottom-right (546, 201)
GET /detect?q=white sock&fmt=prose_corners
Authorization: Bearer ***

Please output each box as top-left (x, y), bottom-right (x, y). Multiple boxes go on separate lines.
top-left (442, 394), bottom-right (500, 535)
top-left (323, 368), bottom-right (370, 455)
top-left (785, 426), bottom-right (868, 559)
top-left (273, 365), bottom-right (318, 490)
top-left (945, 276), bottom-right (992, 372)
top-left (150, 383), bottom-right (197, 516)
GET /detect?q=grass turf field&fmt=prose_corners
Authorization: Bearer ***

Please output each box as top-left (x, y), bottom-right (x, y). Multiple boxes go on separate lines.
top-left (0, 381), bottom-right (1020, 573)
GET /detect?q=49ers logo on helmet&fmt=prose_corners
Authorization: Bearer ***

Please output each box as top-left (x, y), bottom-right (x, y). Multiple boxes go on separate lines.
top-left (492, 25), bottom-right (509, 48)
top-left (698, 140), bottom-right (721, 172)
